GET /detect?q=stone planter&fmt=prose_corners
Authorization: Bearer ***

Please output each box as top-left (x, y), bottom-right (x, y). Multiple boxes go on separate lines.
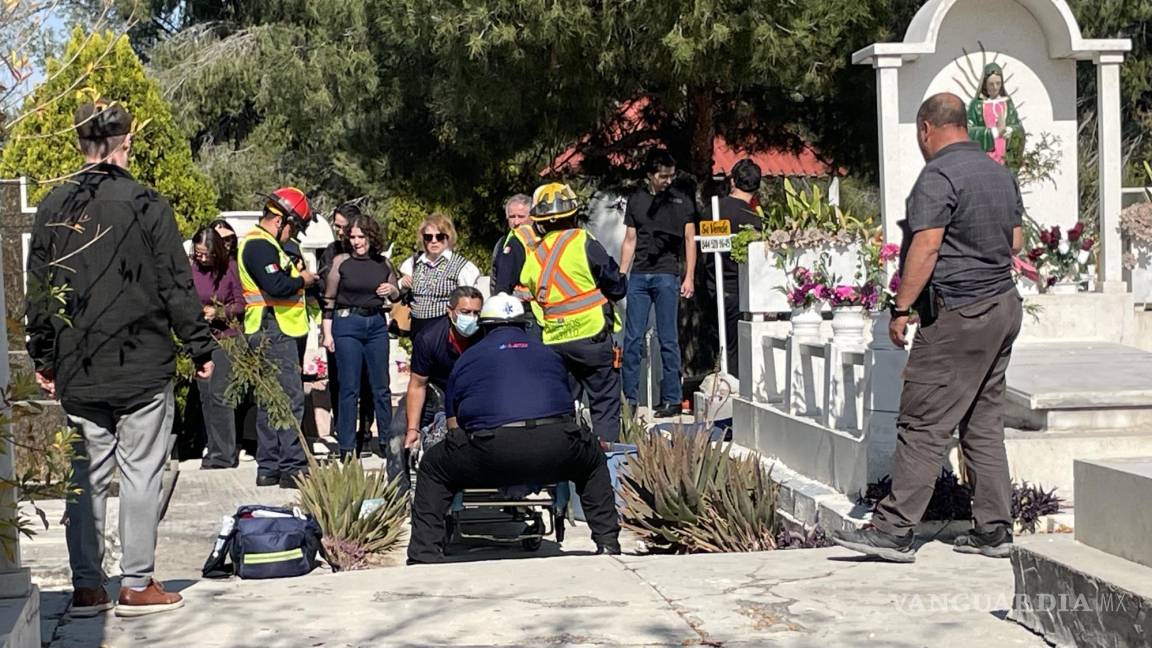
top-left (831, 306), bottom-right (869, 346)
top-left (1048, 281), bottom-right (1081, 295)
top-left (739, 240), bottom-right (864, 314)
top-left (789, 305), bottom-right (824, 340)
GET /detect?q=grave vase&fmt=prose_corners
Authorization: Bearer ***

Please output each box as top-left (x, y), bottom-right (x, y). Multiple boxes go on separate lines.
top-left (831, 306), bottom-right (869, 347)
top-left (790, 305), bottom-right (823, 340)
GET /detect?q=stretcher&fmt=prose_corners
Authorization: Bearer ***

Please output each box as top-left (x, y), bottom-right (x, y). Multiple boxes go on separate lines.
top-left (408, 386), bottom-right (571, 553)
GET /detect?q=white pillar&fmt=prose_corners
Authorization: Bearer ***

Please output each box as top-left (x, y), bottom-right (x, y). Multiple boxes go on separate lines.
top-left (0, 234), bottom-right (32, 599)
top-left (1095, 53), bottom-right (1126, 293)
top-left (874, 58), bottom-right (905, 247)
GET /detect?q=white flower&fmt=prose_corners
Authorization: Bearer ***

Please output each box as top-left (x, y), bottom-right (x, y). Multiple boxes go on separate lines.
top-left (1077, 249), bottom-right (1090, 264)
top-left (1058, 241), bottom-right (1070, 255)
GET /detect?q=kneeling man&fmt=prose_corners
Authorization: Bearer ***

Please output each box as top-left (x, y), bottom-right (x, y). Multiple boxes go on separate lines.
top-left (407, 293), bottom-right (621, 564)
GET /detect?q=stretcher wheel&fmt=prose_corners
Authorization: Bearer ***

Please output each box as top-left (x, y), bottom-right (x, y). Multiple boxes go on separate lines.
top-left (521, 536), bottom-right (542, 551)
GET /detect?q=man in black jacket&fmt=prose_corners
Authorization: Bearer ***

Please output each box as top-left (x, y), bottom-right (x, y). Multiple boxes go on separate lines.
top-left (25, 100), bottom-right (216, 618)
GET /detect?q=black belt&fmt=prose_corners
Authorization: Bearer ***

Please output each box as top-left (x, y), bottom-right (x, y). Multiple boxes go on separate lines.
top-left (336, 306), bottom-right (385, 317)
top-left (496, 416), bottom-right (571, 429)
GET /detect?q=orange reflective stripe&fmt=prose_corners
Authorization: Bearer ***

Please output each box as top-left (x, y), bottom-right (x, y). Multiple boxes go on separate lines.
top-left (537, 230), bottom-right (580, 303)
top-left (542, 290), bottom-right (607, 319)
top-left (244, 293), bottom-right (306, 309)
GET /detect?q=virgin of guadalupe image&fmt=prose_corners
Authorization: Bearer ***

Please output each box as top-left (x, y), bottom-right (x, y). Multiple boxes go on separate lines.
top-left (967, 62), bottom-right (1025, 167)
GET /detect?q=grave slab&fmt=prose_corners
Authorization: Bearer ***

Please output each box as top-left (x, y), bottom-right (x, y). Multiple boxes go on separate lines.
top-left (1074, 457), bottom-right (1152, 568)
top-left (1006, 343), bottom-right (1152, 430)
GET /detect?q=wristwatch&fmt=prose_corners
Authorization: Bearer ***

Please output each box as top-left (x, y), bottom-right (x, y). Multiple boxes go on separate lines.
top-left (889, 305), bottom-right (911, 318)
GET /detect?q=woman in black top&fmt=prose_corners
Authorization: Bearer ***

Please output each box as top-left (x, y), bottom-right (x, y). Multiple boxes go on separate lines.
top-left (321, 214), bottom-right (401, 459)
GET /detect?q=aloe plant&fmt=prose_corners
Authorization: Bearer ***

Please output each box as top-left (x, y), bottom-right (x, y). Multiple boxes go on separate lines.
top-left (619, 432), bottom-right (778, 553)
top-left (296, 457), bottom-right (409, 570)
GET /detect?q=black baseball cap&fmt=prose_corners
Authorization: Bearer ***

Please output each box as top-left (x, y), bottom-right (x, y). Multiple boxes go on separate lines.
top-left (74, 100), bottom-right (133, 140)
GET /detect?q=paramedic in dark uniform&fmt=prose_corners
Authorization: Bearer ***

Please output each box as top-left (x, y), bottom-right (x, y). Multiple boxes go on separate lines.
top-left (407, 293), bottom-right (621, 564)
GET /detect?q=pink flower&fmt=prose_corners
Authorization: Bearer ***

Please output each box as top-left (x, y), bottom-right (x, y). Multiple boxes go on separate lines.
top-left (832, 285), bottom-right (857, 302)
top-left (879, 243), bottom-right (901, 262)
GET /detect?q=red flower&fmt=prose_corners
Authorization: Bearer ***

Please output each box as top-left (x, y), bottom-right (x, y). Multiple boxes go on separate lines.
top-left (1027, 247), bottom-right (1044, 261)
top-left (1047, 226), bottom-right (1061, 250)
top-left (1039, 230), bottom-right (1052, 246)
top-left (1080, 238), bottom-right (1094, 251)
top-left (1046, 276), bottom-right (1057, 287)
top-left (1068, 222), bottom-right (1084, 243)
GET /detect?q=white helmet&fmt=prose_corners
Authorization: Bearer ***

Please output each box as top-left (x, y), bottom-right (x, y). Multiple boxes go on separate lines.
top-left (479, 292), bottom-right (526, 323)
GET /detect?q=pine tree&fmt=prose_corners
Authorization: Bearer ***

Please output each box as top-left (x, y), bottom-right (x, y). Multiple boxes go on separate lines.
top-left (0, 27), bottom-right (218, 236)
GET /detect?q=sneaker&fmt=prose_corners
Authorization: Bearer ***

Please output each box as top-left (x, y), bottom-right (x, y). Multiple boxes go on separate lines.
top-left (279, 472), bottom-right (306, 489)
top-left (256, 474), bottom-right (280, 487)
top-left (653, 403), bottom-right (682, 418)
top-left (115, 580), bottom-right (184, 618)
top-left (831, 526), bottom-right (916, 563)
top-left (596, 541), bottom-right (622, 556)
top-left (953, 526), bottom-right (1013, 558)
top-left (70, 586), bottom-right (114, 618)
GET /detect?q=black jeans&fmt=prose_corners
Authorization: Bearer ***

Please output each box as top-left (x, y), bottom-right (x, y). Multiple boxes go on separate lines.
top-left (197, 344), bottom-right (238, 468)
top-left (249, 316), bottom-right (309, 477)
top-left (408, 422), bottom-right (620, 563)
top-left (552, 334), bottom-right (622, 443)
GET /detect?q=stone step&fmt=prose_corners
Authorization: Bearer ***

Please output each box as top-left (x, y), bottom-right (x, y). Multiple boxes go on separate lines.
top-left (1000, 428), bottom-right (1152, 504)
top-left (1074, 457), bottom-right (1152, 568)
top-left (1006, 342), bottom-right (1152, 431)
top-left (1010, 536), bottom-right (1152, 648)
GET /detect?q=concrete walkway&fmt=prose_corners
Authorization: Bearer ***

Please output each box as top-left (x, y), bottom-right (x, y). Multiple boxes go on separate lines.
top-left (27, 462), bottom-right (1049, 647)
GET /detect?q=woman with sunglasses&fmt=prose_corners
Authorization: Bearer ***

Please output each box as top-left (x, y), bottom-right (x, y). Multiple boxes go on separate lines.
top-left (189, 225), bottom-right (245, 468)
top-left (322, 214), bottom-right (401, 459)
top-left (398, 213), bottom-right (481, 338)
top-left (209, 218), bottom-right (238, 259)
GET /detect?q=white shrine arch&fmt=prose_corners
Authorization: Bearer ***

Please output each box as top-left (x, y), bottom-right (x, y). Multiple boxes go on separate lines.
top-left (853, 0), bottom-right (1131, 292)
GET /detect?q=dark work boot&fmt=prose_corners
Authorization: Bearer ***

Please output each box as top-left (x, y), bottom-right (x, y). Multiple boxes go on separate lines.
top-left (953, 526), bottom-right (1013, 558)
top-left (595, 535), bottom-right (621, 556)
top-left (831, 526), bottom-right (916, 563)
top-left (256, 474), bottom-right (280, 487)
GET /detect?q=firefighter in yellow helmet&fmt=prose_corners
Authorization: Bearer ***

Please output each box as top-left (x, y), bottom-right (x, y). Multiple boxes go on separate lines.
top-left (237, 187), bottom-right (317, 488)
top-left (491, 182), bottom-right (627, 442)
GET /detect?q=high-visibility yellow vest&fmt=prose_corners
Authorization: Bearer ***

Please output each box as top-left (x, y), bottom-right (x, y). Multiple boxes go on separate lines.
top-left (237, 226), bottom-right (309, 337)
top-left (513, 225), bottom-right (620, 345)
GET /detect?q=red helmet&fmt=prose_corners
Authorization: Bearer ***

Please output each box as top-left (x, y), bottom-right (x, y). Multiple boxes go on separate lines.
top-left (259, 187), bottom-right (312, 231)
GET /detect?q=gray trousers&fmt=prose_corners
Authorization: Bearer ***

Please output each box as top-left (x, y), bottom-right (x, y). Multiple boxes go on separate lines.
top-left (64, 383), bottom-right (174, 589)
top-left (197, 345), bottom-right (237, 468)
top-left (873, 289), bottom-right (1023, 535)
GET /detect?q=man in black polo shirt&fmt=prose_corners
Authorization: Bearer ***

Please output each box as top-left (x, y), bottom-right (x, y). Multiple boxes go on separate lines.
top-left (707, 159), bottom-right (764, 379)
top-left (832, 93), bottom-right (1024, 563)
top-left (619, 149), bottom-right (697, 417)
top-left (394, 286), bottom-right (483, 485)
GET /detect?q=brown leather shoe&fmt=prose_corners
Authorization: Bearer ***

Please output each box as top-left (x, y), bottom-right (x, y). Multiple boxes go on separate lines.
top-left (70, 586), bottom-right (114, 618)
top-left (115, 580), bottom-right (184, 618)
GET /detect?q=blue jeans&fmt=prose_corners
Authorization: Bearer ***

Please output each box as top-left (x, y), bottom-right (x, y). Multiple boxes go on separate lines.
top-left (622, 272), bottom-right (682, 405)
top-left (333, 311), bottom-right (394, 453)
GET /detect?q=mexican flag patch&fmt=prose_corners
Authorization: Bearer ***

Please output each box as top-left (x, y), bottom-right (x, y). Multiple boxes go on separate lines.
top-left (263, 263), bottom-right (281, 274)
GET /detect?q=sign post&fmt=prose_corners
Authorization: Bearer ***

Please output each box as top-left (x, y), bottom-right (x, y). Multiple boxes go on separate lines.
top-left (698, 196), bottom-right (732, 375)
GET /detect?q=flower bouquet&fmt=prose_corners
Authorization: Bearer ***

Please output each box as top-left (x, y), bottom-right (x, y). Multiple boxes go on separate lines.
top-left (1027, 222), bottom-right (1093, 291)
top-left (779, 265), bottom-right (826, 310)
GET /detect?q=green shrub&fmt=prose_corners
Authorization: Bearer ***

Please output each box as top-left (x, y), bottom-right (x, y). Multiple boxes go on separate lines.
top-left (0, 28), bottom-right (218, 237)
top-left (619, 432), bottom-right (779, 553)
top-left (295, 458), bottom-right (409, 570)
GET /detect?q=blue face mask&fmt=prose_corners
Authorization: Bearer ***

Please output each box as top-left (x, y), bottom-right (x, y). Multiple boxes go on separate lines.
top-left (453, 313), bottom-right (479, 337)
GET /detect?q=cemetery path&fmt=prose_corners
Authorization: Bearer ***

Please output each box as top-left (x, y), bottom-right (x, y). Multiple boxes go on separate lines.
top-left (26, 461), bottom-right (1049, 647)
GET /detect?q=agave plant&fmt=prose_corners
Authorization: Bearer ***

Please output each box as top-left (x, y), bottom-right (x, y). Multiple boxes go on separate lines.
top-left (296, 458), bottom-right (409, 571)
top-left (1012, 481), bottom-right (1064, 534)
top-left (619, 432), bottom-right (778, 553)
top-left (619, 400), bottom-right (650, 445)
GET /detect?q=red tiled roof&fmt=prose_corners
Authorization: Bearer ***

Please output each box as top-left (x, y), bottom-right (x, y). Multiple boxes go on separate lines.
top-left (545, 97), bottom-right (832, 178)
